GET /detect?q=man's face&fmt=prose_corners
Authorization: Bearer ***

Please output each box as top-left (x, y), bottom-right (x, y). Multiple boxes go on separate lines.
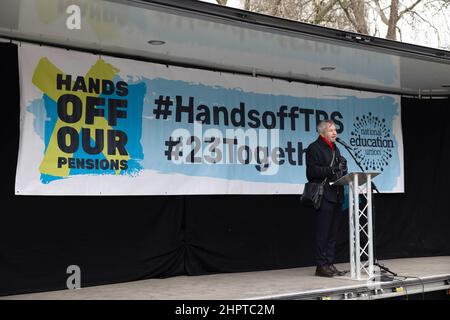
top-left (321, 123), bottom-right (337, 143)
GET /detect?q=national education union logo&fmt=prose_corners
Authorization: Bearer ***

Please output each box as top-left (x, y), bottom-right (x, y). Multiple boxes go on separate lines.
top-left (349, 113), bottom-right (394, 172)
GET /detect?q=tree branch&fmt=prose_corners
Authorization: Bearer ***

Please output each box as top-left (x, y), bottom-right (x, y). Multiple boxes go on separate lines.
top-left (314, 0), bottom-right (339, 24)
top-left (399, 0), bottom-right (423, 19)
top-left (337, 0), bottom-right (358, 30)
top-left (373, 0), bottom-right (389, 25)
top-left (215, 0), bottom-right (228, 5)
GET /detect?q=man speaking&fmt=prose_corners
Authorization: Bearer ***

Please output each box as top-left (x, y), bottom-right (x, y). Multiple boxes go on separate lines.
top-left (306, 120), bottom-right (347, 277)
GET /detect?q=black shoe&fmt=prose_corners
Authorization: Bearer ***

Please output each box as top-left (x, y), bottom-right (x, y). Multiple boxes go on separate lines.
top-left (315, 265), bottom-right (334, 277)
top-left (329, 264), bottom-right (346, 276)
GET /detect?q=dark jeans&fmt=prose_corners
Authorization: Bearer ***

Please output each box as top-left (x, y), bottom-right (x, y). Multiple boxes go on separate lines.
top-left (315, 197), bottom-right (342, 267)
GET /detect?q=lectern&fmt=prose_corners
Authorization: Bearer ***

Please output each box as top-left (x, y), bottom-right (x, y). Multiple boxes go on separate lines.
top-left (333, 172), bottom-right (380, 280)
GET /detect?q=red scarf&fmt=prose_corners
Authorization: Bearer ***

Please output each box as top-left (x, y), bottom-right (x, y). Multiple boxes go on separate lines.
top-left (320, 135), bottom-right (335, 151)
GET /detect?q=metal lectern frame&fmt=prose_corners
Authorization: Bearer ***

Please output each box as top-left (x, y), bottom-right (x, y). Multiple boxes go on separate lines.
top-left (333, 172), bottom-right (380, 280)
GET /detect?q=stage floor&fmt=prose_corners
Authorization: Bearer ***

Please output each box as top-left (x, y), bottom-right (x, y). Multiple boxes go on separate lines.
top-left (2, 256), bottom-right (450, 300)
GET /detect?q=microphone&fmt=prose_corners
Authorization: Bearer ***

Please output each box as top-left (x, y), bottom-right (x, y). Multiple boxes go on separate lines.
top-left (336, 137), bottom-right (353, 150)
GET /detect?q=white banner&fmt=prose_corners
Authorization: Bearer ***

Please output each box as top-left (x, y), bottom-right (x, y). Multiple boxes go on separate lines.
top-left (16, 43), bottom-right (404, 195)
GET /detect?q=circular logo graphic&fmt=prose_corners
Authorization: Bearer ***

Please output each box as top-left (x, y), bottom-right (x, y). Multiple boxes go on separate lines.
top-left (349, 113), bottom-right (394, 172)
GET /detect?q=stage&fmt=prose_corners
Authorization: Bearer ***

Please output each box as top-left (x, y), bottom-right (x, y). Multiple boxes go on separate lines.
top-left (2, 256), bottom-right (449, 300)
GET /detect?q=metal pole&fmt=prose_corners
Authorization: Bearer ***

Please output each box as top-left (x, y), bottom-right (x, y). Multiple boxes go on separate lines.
top-left (354, 173), bottom-right (361, 280)
top-left (367, 174), bottom-right (374, 278)
top-left (348, 180), bottom-right (355, 279)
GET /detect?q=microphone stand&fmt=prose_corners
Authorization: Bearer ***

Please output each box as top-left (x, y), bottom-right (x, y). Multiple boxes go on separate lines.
top-left (337, 140), bottom-right (397, 281)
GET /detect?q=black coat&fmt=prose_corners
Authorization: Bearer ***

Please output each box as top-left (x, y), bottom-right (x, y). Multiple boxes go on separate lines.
top-left (306, 137), bottom-right (346, 204)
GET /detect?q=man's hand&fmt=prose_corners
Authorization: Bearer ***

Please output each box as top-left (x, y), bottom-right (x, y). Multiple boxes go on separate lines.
top-left (338, 156), bottom-right (347, 172)
top-left (328, 165), bottom-right (340, 180)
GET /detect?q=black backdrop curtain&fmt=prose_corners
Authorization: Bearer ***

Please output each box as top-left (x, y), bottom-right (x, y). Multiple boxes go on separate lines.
top-left (1, 43), bottom-right (449, 296)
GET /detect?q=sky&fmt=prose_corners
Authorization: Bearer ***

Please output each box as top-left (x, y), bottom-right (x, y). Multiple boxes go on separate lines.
top-left (200, 0), bottom-right (450, 50)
